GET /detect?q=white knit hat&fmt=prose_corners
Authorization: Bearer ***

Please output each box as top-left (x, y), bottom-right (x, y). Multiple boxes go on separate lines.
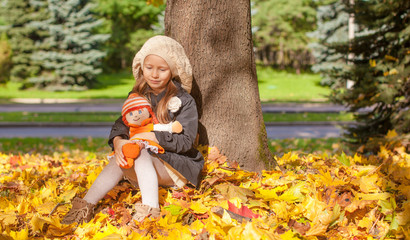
top-left (132, 35), bottom-right (193, 93)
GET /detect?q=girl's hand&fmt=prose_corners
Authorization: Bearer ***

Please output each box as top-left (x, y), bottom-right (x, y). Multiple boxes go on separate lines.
top-left (113, 136), bottom-right (132, 167)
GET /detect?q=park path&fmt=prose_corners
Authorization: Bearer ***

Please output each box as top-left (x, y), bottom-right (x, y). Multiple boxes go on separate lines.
top-left (0, 99), bottom-right (350, 139)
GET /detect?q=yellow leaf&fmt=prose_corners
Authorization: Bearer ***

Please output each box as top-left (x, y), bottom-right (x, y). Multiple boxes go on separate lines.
top-left (221, 209), bottom-right (233, 225)
top-left (190, 200), bottom-right (209, 214)
top-left (386, 129), bottom-right (398, 139)
top-left (93, 222), bottom-right (124, 239)
top-left (229, 197), bottom-right (243, 209)
top-left (58, 187), bottom-right (77, 203)
top-left (396, 201), bottom-right (410, 225)
top-left (36, 201), bottom-right (57, 215)
top-left (255, 188), bottom-right (279, 200)
top-left (304, 222), bottom-right (327, 236)
top-left (99, 233), bottom-right (123, 240)
top-left (30, 215), bottom-right (74, 237)
top-left (17, 200), bottom-right (31, 215)
top-left (0, 234), bottom-right (13, 240)
top-left (302, 195), bottom-right (327, 222)
top-left (356, 192), bottom-right (391, 201)
top-left (227, 226), bottom-right (244, 239)
top-left (357, 174), bottom-right (380, 193)
top-left (242, 221), bottom-right (273, 240)
top-left (9, 229), bottom-right (29, 240)
top-left (280, 230), bottom-right (299, 240)
top-left (215, 184), bottom-right (255, 202)
top-left (357, 216), bottom-right (373, 230)
top-left (0, 213), bottom-right (17, 226)
top-left (317, 170), bottom-right (346, 186)
top-left (277, 182), bottom-right (307, 203)
top-left (369, 59), bottom-right (376, 67)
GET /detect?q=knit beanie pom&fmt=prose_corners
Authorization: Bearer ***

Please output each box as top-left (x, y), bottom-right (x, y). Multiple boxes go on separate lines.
top-left (122, 93), bottom-right (158, 125)
top-left (132, 35), bottom-right (193, 93)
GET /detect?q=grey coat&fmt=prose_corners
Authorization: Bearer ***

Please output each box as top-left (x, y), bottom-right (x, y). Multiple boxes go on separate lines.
top-left (108, 82), bottom-right (204, 186)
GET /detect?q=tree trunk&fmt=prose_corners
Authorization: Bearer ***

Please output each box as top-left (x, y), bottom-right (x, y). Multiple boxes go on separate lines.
top-left (165, 0), bottom-right (279, 171)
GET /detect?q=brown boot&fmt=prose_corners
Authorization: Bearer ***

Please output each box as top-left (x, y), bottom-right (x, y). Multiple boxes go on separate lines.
top-left (61, 197), bottom-right (95, 225)
top-left (132, 203), bottom-right (160, 222)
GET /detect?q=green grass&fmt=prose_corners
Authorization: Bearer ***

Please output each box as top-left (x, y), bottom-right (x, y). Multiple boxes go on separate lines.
top-left (268, 138), bottom-right (350, 156)
top-left (0, 112), bottom-right (352, 123)
top-left (0, 137), bottom-right (346, 156)
top-left (0, 71), bottom-right (135, 100)
top-left (0, 67), bottom-right (330, 103)
top-left (263, 112), bottom-right (354, 122)
top-left (257, 66), bottom-right (330, 103)
top-left (0, 112), bottom-right (119, 122)
top-left (0, 137), bottom-right (110, 156)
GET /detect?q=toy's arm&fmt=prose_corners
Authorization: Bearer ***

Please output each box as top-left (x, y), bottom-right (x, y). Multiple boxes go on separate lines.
top-left (153, 121), bottom-right (183, 133)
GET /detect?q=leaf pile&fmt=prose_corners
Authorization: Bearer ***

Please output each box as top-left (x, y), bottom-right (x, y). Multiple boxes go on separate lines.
top-left (0, 143), bottom-right (409, 239)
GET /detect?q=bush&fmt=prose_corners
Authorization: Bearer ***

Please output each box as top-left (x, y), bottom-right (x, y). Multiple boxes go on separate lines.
top-left (0, 34), bottom-right (12, 84)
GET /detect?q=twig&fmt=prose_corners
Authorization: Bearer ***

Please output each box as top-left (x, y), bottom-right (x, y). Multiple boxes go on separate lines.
top-left (211, 206), bottom-right (252, 223)
top-left (48, 202), bottom-right (67, 217)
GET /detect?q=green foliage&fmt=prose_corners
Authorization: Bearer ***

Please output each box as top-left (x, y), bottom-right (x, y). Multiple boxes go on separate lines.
top-left (0, 33), bottom-right (12, 84)
top-left (308, 0), bottom-right (349, 87)
top-left (0, 112), bottom-right (119, 123)
top-left (325, 0), bottom-right (410, 152)
top-left (94, 0), bottom-right (164, 71)
top-left (252, 0), bottom-right (317, 72)
top-left (29, 0), bottom-right (110, 91)
top-left (0, 137), bottom-right (108, 155)
top-left (263, 112), bottom-right (354, 122)
top-left (0, 0), bottom-right (49, 84)
top-left (0, 71), bottom-right (134, 99)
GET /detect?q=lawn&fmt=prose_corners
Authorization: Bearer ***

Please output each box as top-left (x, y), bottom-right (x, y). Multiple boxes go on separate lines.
top-left (257, 66), bottom-right (330, 103)
top-left (0, 67), bottom-right (330, 103)
top-left (0, 137), bottom-right (346, 157)
top-left (0, 112), bottom-right (353, 123)
top-left (0, 72), bottom-right (135, 100)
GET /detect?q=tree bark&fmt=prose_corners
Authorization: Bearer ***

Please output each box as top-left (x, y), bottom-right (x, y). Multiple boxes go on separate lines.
top-left (165, 0), bottom-right (279, 171)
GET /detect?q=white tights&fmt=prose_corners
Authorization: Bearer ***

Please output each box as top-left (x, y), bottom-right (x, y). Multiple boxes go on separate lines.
top-left (83, 149), bottom-right (174, 208)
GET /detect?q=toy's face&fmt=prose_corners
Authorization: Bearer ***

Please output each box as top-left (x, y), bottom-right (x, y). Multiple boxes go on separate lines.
top-left (126, 108), bottom-right (150, 125)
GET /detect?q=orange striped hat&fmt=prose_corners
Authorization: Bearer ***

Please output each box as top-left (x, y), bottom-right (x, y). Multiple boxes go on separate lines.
top-left (121, 93), bottom-right (158, 125)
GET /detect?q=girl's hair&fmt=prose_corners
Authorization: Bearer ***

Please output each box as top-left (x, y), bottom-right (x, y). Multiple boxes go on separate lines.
top-left (131, 73), bottom-right (178, 124)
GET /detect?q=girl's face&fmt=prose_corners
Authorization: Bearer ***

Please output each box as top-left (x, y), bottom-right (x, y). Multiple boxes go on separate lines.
top-left (143, 55), bottom-right (172, 94)
top-left (126, 108), bottom-right (150, 126)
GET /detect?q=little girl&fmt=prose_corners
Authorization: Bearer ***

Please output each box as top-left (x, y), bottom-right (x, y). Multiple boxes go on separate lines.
top-left (62, 35), bottom-right (204, 224)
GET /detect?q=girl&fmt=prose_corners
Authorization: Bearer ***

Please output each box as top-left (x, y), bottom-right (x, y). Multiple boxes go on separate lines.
top-left (62, 35), bottom-right (204, 224)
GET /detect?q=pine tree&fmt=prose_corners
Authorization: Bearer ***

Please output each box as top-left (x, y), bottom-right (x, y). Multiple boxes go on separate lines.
top-left (329, 0), bottom-right (409, 152)
top-left (30, 0), bottom-right (109, 90)
top-left (308, 0), bottom-right (350, 87)
top-left (0, 33), bottom-right (12, 84)
top-left (0, 0), bottom-right (49, 84)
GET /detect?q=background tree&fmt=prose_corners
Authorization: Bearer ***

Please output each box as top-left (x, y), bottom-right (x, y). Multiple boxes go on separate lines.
top-left (94, 0), bottom-right (164, 71)
top-left (0, 0), bottom-right (49, 85)
top-left (165, 0), bottom-right (279, 171)
top-left (327, 0), bottom-right (409, 152)
top-left (308, 0), bottom-right (351, 87)
top-left (0, 33), bottom-right (12, 84)
top-left (29, 0), bottom-right (109, 90)
top-left (252, 0), bottom-right (317, 73)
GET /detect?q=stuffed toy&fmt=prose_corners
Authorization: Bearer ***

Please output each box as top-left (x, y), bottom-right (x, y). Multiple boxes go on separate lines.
top-left (116, 93), bottom-right (183, 169)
